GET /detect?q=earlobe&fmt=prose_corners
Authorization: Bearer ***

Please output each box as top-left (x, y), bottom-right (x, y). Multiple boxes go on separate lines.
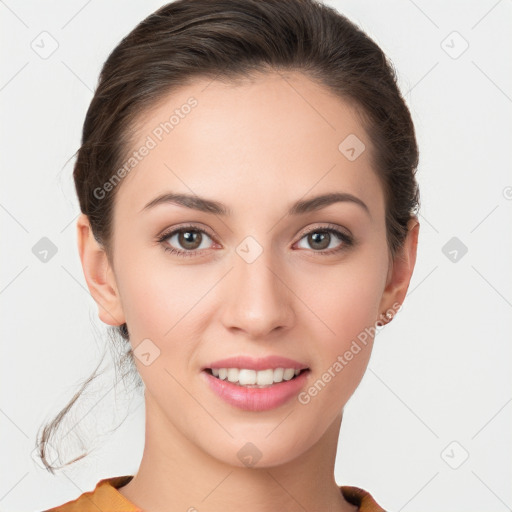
top-left (377, 216), bottom-right (420, 324)
top-left (76, 213), bottom-right (126, 327)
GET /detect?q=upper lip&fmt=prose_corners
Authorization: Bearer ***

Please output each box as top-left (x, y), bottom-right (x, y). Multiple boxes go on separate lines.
top-left (203, 355), bottom-right (309, 371)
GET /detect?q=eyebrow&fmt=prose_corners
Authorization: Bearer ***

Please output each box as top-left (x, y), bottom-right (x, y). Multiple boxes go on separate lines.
top-left (140, 191), bottom-right (370, 218)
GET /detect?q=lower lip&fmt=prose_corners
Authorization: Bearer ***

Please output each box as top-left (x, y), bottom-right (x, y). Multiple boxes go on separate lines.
top-left (201, 370), bottom-right (310, 411)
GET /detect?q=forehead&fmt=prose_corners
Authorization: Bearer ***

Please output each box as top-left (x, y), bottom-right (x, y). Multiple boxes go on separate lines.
top-left (115, 70), bottom-right (384, 219)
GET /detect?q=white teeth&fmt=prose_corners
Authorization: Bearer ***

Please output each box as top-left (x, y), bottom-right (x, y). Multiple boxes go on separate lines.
top-left (283, 368), bottom-right (295, 381)
top-left (208, 367), bottom-right (305, 386)
top-left (256, 369), bottom-right (274, 386)
top-left (227, 368), bottom-right (239, 383)
top-left (273, 367), bottom-right (284, 382)
top-left (238, 369), bottom-right (256, 385)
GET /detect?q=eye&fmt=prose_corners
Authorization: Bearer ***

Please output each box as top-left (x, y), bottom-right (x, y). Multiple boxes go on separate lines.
top-left (295, 224), bottom-right (353, 255)
top-left (157, 223), bottom-right (354, 258)
top-left (157, 225), bottom-right (215, 257)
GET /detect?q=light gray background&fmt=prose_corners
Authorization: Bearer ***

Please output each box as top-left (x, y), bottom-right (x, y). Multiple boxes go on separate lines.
top-left (1, 1), bottom-right (511, 511)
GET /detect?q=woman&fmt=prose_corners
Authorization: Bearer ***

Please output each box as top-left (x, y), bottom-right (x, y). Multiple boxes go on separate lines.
top-left (39, 0), bottom-right (420, 510)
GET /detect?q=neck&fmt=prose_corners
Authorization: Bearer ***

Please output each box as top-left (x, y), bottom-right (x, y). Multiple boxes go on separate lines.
top-left (118, 392), bottom-right (357, 512)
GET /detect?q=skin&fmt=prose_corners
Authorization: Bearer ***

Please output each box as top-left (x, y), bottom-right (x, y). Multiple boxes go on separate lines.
top-left (77, 70), bottom-right (419, 512)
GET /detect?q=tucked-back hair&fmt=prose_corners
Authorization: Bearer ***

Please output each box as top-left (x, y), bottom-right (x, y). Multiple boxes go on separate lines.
top-left (37, 0), bottom-right (420, 472)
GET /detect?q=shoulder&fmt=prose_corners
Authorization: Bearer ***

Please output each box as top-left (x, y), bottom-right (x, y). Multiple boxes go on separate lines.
top-left (43, 476), bottom-right (386, 512)
top-left (340, 485), bottom-right (389, 512)
top-left (43, 475), bottom-right (137, 512)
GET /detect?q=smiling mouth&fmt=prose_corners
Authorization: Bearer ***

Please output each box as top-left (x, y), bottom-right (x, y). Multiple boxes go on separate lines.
top-left (204, 368), bottom-right (310, 388)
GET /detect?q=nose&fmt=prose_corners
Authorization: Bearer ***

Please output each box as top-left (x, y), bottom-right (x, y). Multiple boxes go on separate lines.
top-left (219, 247), bottom-right (295, 339)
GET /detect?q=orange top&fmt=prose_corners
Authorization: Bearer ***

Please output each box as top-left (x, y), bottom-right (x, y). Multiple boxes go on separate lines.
top-left (43, 475), bottom-right (387, 512)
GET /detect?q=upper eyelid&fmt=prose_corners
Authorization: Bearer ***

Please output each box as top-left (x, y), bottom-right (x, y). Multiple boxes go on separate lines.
top-left (158, 223), bottom-right (215, 239)
top-left (298, 223), bottom-right (351, 238)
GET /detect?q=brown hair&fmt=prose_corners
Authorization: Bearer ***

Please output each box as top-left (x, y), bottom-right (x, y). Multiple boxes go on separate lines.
top-left (37, 0), bottom-right (420, 472)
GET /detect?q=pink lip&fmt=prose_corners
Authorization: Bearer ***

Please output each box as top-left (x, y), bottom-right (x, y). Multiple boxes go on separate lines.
top-left (201, 369), bottom-right (310, 411)
top-left (203, 355), bottom-right (309, 371)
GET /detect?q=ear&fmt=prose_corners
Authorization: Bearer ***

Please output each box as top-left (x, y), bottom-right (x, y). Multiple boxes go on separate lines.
top-left (377, 216), bottom-right (420, 324)
top-left (76, 213), bottom-right (126, 327)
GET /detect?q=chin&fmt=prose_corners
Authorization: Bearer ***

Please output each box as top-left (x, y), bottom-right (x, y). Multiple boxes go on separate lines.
top-left (203, 429), bottom-right (314, 470)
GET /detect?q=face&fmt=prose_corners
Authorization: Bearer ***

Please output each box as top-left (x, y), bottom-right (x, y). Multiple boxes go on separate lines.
top-left (92, 70), bottom-right (403, 467)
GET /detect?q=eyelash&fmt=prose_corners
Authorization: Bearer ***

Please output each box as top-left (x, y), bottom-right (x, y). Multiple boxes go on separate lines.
top-left (156, 223), bottom-right (354, 258)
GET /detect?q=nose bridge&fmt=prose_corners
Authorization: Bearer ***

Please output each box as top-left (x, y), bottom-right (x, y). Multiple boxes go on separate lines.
top-left (221, 235), bottom-right (293, 335)
top-left (235, 236), bottom-right (283, 306)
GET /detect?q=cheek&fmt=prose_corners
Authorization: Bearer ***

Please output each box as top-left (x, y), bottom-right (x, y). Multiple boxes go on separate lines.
top-left (294, 277), bottom-right (379, 427)
top-left (114, 247), bottom-right (216, 340)
top-left (115, 254), bottom-right (210, 397)
top-left (299, 253), bottom-right (386, 345)
top-left (294, 250), bottom-right (387, 402)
